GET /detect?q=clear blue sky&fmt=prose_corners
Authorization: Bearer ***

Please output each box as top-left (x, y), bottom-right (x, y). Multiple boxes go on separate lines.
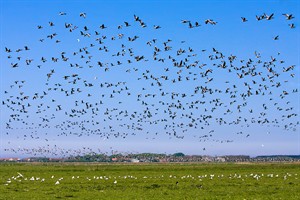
top-left (1, 0), bottom-right (299, 157)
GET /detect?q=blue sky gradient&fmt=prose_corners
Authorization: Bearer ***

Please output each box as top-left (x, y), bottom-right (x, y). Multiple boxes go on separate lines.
top-left (1, 0), bottom-right (299, 157)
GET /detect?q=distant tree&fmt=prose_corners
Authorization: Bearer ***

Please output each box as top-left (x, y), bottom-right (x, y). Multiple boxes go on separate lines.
top-left (173, 152), bottom-right (185, 157)
top-left (110, 153), bottom-right (123, 158)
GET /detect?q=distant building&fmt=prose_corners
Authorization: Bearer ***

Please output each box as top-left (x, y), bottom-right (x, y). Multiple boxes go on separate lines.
top-left (0, 158), bottom-right (21, 162)
top-left (222, 155), bottom-right (250, 162)
top-left (215, 157), bottom-right (226, 162)
top-left (111, 157), bottom-right (118, 162)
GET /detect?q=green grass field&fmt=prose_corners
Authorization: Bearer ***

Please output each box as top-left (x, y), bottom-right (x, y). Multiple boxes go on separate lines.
top-left (1, 162), bottom-right (299, 199)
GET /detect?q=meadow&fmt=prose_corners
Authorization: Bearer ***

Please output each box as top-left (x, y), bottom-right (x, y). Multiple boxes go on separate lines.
top-left (1, 162), bottom-right (299, 199)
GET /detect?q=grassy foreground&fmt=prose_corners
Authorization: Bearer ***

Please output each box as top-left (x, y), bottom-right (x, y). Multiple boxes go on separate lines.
top-left (0, 162), bottom-right (299, 199)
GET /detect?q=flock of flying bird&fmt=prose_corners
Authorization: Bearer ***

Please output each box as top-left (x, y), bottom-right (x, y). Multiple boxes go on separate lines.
top-left (2, 11), bottom-right (299, 156)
